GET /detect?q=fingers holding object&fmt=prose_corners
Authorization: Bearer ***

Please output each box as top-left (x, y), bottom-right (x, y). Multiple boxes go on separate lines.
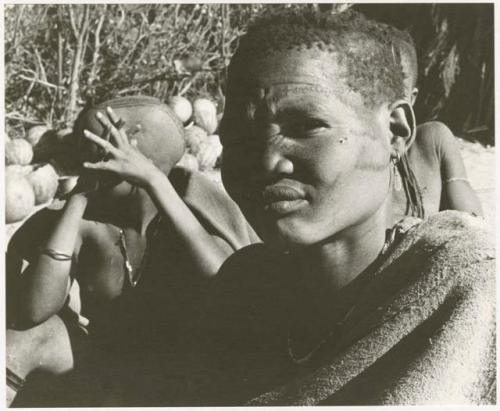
top-left (105, 107), bottom-right (124, 128)
top-left (106, 106), bottom-right (129, 145)
top-left (95, 110), bottom-right (127, 147)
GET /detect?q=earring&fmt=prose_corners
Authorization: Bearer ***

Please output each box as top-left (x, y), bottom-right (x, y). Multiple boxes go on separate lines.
top-left (392, 152), bottom-right (403, 192)
top-left (391, 151), bottom-right (401, 163)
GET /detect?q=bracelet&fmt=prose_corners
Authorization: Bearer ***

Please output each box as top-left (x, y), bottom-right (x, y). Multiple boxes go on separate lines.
top-left (444, 177), bottom-right (469, 184)
top-left (38, 247), bottom-right (72, 261)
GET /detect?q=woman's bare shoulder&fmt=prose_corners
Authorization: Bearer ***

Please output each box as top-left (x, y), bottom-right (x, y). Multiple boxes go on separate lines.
top-left (417, 121), bottom-right (454, 137)
top-left (414, 121), bottom-right (456, 159)
top-left (79, 216), bottom-right (112, 238)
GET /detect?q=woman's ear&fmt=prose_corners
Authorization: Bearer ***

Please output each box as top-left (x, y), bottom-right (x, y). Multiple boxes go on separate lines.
top-left (389, 99), bottom-right (416, 156)
top-left (411, 87), bottom-right (419, 106)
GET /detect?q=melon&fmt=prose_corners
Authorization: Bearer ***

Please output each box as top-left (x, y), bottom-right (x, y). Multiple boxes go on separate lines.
top-left (27, 164), bottom-right (59, 204)
top-left (5, 164), bottom-right (33, 178)
top-left (193, 98), bottom-right (218, 134)
top-left (196, 141), bottom-right (221, 171)
top-left (184, 125), bottom-right (208, 155)
top-left (5, 174), bottom-right (35, 223)
top-left (207, 134), bottom-right (223, 157)
top-left (168, 96), bottom-right (192, 123)
top-left (26, 125), bottom-right (50, 146)
top-left (5, 139), bottom-right (34, 165)
top-left (196, 135), bottom-right (223, 171)
top-left (176, 152), bottom-right (199, 171)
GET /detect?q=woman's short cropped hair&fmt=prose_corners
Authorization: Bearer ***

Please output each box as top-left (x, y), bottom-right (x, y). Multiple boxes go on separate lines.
top-left (228, 8), bottom-right (406, 108)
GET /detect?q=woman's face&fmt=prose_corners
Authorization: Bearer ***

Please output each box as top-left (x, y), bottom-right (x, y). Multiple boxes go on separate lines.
top-left (221, 50), bottom-right (393, 248)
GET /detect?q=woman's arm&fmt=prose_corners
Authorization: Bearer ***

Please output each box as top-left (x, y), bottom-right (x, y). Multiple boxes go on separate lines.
top-left (146, 170), bottom-right (234, 276)
top-left (18, 194), bottom-right (87, 326)
top-left (83, 107), bottom-right (235, 278)
top-left (433, 123), bottom-right (483, 216)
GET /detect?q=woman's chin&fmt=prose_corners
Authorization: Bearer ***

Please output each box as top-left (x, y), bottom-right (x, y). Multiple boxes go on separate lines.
top-left (255, 218), bottom-right (320, 250)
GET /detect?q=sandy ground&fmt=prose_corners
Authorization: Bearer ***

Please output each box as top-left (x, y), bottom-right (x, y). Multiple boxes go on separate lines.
top-left (5, 140), bottom-right (496, 245)
top-left (457, 138), bottom-right (496, 226)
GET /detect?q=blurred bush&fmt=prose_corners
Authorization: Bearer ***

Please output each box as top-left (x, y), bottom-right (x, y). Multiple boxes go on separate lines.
top-left (5, 4), bottom-right (493, 145)
top-left (5, 4), bottom-right (248, 132)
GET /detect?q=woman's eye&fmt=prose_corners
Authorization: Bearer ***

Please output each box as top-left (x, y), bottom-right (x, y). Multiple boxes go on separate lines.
top-left (303, 119), bottom-right (329, 131)
top-left (287, 119), bottom-right (328, 137)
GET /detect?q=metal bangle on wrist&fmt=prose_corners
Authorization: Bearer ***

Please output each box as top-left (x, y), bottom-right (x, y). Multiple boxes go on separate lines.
top-left (38, 247), bottom-right (72, 261)
top-left (444, 177), bottom-right (469, 184)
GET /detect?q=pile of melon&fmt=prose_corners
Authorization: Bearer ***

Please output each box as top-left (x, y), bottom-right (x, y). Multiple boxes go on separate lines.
top-left (5, 126), bottom-right (76, 224)
top-left (168, 96), bottom-right (223, 173)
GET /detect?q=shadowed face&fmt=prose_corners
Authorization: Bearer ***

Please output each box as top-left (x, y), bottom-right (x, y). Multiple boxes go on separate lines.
top-left (221, 50), bottom-right (393, 248)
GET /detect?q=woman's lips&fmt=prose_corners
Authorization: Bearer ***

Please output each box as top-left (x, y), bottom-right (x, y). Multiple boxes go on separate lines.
top-left (261, 185), bottom-right (307, 214)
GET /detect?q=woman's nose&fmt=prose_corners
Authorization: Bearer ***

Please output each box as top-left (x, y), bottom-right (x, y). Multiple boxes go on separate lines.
top-left (259, 138), bottom-right (294, 177)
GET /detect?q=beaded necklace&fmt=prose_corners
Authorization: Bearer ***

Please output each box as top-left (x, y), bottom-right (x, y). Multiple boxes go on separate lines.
top-left (117, 215), bottom-right (162, 288)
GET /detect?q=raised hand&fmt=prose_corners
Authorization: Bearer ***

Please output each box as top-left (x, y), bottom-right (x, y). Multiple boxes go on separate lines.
top-left (82, 107), bottom-right (163, 188)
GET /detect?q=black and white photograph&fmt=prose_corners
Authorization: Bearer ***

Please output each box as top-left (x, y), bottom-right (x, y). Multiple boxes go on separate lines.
top-left (4, 2), bottom-right (496, 407)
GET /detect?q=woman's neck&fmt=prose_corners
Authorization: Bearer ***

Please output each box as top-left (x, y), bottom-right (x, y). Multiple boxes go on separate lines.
top-left (295, 202), bottom-right (388, 309)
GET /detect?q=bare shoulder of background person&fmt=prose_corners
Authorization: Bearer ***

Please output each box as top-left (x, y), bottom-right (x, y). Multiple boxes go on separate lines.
top-left (414, 121), bottom-right (483, 215)
top-left (413, 121), bottom-right (453, 164)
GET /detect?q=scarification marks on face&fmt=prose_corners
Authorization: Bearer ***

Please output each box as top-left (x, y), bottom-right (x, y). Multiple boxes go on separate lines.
top-left (264, 84), bottom-right (337, 101)
top-left (234, 80), bottom-right (392, 179)
top-left (246, 83), bottom-right (344, 108)
top-left (355, 131), bottom-right (390, 172)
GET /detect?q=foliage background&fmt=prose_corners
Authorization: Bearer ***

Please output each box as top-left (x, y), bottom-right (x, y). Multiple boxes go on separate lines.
top-left (4, 3), bottom-right (494, 145)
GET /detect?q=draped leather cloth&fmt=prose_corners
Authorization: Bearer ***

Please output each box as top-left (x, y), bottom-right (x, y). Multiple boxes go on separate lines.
top-left (197, 211), bottom-right (495, 406)
top-left (169, 167), bottom-right (260, 250)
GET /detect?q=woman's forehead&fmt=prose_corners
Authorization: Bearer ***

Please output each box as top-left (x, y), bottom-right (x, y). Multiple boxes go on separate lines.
top-left (231, 49), bottom-right (363, 107)
top-left (239, 49), bottom-right (345, 87)
top-left (233, 84), bottom-right (365, 120)
top-left (254, 83), bottom-right (344, 104)
top-left (244, 84), bottom-right (355, 121)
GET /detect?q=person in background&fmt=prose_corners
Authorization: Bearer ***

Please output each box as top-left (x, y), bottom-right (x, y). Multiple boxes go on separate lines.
top-left (6, 96), bottom-right (257, 406)
top-left (387, 27), bottom-right (483, 224)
